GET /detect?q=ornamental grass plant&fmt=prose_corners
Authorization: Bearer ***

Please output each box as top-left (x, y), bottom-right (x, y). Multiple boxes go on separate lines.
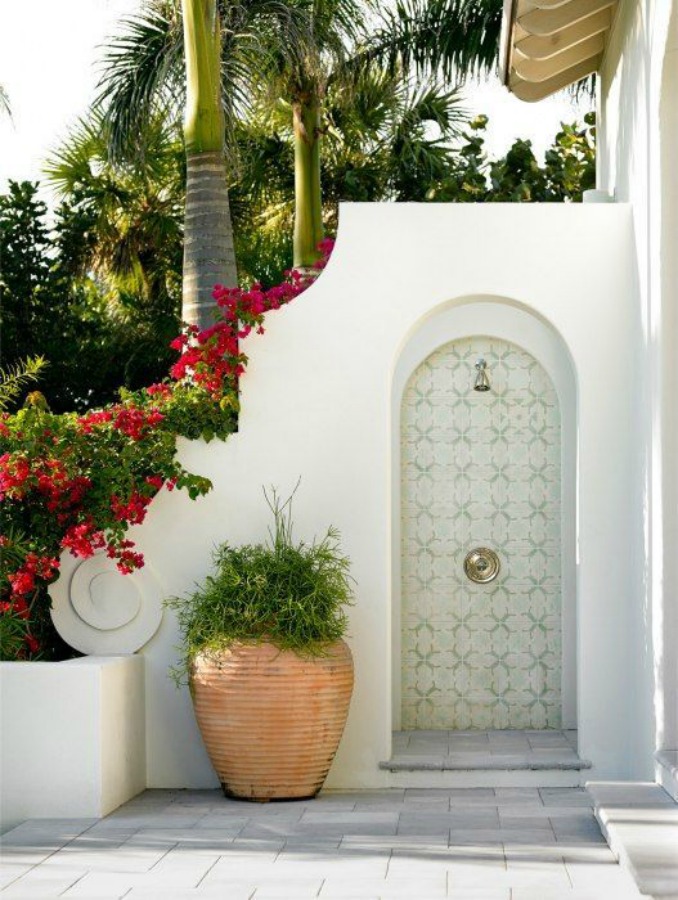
top-left (167, 486), bottom-right (353, 684)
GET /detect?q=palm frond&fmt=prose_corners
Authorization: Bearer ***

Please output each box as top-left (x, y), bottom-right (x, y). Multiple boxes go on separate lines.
top-left (396, 80), bottom-right (467, 137)
top-left (363, 0), bottom-right (503, 82)
top-left (43, 113), bottom-right (109, 195)
top-left (44, 105), bottom-right (184, 301)
top-left (0, 357), bottom-right (48, 412)
top-left (96, 3), bottom-right (184, 162)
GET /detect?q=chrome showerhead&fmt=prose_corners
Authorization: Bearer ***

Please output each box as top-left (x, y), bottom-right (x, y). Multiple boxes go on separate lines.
top-left (474, 359), bottom-right (491, 392)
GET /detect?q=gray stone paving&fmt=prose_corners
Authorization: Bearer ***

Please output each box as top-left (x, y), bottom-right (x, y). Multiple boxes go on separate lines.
top-left (0, 788), bottom-right (643, 899)
top-left (589, 780), bottom-right (678, 898)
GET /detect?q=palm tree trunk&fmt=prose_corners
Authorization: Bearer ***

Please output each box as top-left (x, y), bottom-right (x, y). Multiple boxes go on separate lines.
top-left (292, 99), bottom-right (324, 269)
top-left (181, 0), bottom-right (237, 331)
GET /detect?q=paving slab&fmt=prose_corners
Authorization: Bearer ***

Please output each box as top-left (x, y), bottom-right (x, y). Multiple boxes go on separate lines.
top-left (589, 780), bottom-right (678, 898)
top-left (0, 784), bottom-right (647, 898)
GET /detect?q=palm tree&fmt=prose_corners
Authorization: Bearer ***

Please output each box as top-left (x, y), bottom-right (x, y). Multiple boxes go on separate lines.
top-left (98, 0), bottom-right (304, 330)
top-left (272, 0), bottom-right (502, 267)
top-left (45, 112), bottom-right (183, 316)
top-left (230, 0), bottom-right (501, 267)
top-left (179, 0), bottom-right (232, 329)
top-left (43, 112), bottom-right (185, 389)
top-left (97, 0), bottom-right (503, 302)
top-left (231, 67), bottom-right (467, 273)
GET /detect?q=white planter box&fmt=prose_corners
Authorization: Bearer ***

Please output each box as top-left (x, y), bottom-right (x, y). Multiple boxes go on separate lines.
top-left (0, 656), bottom-right (145, 834)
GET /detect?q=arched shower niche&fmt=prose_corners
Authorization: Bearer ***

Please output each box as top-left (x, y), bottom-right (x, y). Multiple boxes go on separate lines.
top-left (391, 299), bottom-right (577, 747)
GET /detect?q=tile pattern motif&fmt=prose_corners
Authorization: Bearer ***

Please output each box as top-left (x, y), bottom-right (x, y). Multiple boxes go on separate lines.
top-left (401, 337), bottom-right (562, 730)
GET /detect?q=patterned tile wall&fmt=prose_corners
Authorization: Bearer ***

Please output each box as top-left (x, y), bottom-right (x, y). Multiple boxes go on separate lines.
top-left (401, 337), bottom-right (562, 730)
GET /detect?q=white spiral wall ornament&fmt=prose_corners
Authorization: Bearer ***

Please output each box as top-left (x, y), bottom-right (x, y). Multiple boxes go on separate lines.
top-left (50, 551), bottom-right (164, 654)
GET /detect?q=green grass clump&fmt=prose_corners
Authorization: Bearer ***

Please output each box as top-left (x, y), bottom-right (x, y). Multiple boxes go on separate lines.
top-left (167, 486), bottom-right (353, 683)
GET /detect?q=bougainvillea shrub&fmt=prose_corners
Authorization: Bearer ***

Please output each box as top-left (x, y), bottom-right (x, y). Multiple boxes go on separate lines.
top-left (0, 243), bottom-right (332, 660)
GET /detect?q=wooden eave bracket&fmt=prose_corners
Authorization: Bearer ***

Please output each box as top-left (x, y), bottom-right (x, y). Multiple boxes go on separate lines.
top-left (501, 0), bottom-right (618, 100)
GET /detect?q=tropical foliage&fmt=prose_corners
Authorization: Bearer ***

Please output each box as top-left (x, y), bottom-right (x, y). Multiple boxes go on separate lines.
top-left (1, 111), bottom-right (595, 416)
top-left (429, 112), bottom-right (596, 202)
top-left (0, 178), bottom-right (181, 412)
top-left (231, 70), bottom-right (468, 281)
top-left (96, 0), bottom-right (504, 272)
top-left (0, 246), bottom-right (330, 662)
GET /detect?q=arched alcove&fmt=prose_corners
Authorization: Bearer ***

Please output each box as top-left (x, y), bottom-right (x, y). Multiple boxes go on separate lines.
top-left (400, 337), bottom-right (562, 730)
top-left (391, 298), bottom-right (577, 734)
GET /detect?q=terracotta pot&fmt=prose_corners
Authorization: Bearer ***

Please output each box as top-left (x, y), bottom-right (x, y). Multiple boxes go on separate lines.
top-left (190, 639), bottom-right (354, 801)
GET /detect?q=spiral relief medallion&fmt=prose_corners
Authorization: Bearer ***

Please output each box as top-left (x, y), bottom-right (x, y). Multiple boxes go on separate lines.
top-left (50, 551), bottom-right (163, 654)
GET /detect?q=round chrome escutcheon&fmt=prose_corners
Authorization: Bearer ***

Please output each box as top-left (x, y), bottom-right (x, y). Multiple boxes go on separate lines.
top-left (464, 547), bottom-right (501, 584)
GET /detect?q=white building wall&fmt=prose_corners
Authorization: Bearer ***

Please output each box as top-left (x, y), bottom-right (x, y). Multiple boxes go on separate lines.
top-left (98, 202), bottom-right (647, 789)
top-left (599, 0), bottom-right (678, 775)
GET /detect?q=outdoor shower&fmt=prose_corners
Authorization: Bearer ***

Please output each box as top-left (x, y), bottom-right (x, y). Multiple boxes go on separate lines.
top-left (474, 359), bottom-right (491, 392)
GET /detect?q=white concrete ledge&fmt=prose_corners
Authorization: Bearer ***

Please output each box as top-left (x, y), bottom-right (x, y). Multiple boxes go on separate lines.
top-left (588, 781), bottom-right (678, 899)
top-left (0, 656), bottom-right (146, 834)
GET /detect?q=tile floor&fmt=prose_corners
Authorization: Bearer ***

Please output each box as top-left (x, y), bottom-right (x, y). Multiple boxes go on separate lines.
top-left (0, 787), bottom-right (643, 899)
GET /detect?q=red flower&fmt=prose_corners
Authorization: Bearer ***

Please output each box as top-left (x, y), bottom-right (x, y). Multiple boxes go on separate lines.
top-left (146, 383), bottom-right (172, 399)
top-left (145, 475), bottom-right (164, 491)
top-left (169, 239), bottom-right (334, 397)
top-left (61, 522), bottom-right (106, 558)
top-left (8, 570), bottom-right (35, 598)
top-left (76, 409), bottom-right (114, 434)
top-left (110, 491), bottom-right (151, 525)
top-left (112, 406), bottom-right (164, 441)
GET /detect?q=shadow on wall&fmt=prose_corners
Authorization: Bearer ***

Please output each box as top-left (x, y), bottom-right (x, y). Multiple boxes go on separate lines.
top-left (656, 3), bottom-right (678, 753)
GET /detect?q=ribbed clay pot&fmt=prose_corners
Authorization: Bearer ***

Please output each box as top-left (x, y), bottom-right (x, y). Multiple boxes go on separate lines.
top-left (190, 640), bottom-right (354, 801)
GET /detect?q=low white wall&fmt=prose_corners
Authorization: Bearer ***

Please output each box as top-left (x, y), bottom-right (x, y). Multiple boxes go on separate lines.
top-left (0, 656), bottom-right (145, 833)
top-left (113, 202), bottom-right (645, 789)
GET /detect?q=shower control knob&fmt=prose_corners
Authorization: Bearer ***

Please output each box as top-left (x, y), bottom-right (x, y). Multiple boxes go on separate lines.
top-left (464, 548), bottom-right (501, 584)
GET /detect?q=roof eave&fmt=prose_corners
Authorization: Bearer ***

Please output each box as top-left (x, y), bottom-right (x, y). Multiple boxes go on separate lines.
top-left (501, 0), bottom-right (619, 102)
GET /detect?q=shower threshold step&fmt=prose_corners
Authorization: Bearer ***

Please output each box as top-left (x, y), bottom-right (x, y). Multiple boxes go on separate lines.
top-left (380, 730), bottom-right (592, 788)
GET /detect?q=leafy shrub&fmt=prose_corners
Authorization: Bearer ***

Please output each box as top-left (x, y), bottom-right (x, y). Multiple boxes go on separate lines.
top-left (167, 487), bottom-right (353, 684)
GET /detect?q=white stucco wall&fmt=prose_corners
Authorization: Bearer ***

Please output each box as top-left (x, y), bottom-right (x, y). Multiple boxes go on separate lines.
top-left (0, 656), bottom-right (145, 833)
top-left (103, 202), bottom-right (645, 789)
top-left (598, 0), bottom-right (678, 775)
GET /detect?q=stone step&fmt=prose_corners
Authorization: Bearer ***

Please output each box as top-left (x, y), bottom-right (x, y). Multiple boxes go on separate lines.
top-left (380, 729), bottom-right (591, 787)
top-left (380, 754), bottom-right (591, 788)
top-left (380, 751), bottom-right (592, 772)
top-left (588, 780), bottom-right (678, 899)
top-left (382, 769), bottom-right (586, 788)
top-left (657, 750), bottom-right (678, 802)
